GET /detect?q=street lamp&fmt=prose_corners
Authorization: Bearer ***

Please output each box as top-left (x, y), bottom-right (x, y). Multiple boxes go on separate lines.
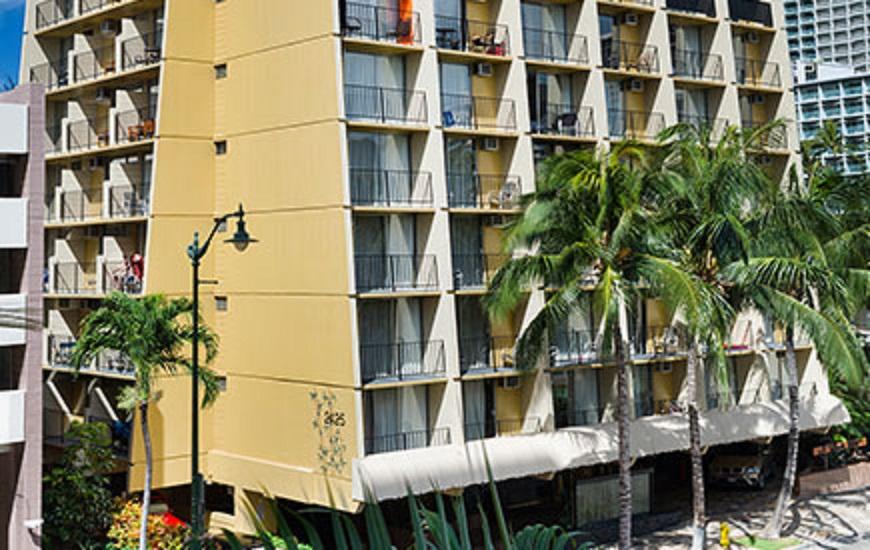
top-left (185, 204), bottom-right (255, 547)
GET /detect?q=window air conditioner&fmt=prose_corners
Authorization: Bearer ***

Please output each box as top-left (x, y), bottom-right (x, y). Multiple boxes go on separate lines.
top-left (624, 78), bottom-right (644, 92)
top-left (475, 62), bottom-right (494, 77)
top-left (620, 13), bottom-right (640, 26)
top-left (653, 363), bottom-right (673, 374)
top-left (746, 31), bottom-right (760, 44)
top-left (88, 157), bottom-right (104, 172)
top-left (500, 377), bottom-right (521, 389)
top-left (481, 137), bottom-right (499, 151)
top-left (99, 19), bottom-right (120, 36)
top-left (95, 87), bottom-right (111, 105)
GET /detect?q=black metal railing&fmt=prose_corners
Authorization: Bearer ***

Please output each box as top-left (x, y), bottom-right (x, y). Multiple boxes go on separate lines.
top-left (74, 44), bottom-right (116, 83)
top-left (608, 109), bottom-right (665, 140)
top-left (434, 16), bottom-right (510, 56)
top-left (523, 28), bottom-right (589, 65)
top-left (743, 122), bottom-right (788, 150)
top-left (729, 0), bottom-right (773, 27)
top-left (666, 0), bottom-right (716, 17)
top-left (446, 173), bottom-right (521, 210)
top-left (354, 254), bottom-right (438, 293)
top-left (735, 58), bottom-right (781, 88)
top-left (452, 254), bottom-right (508, 290)
top-left (634, 395), bottom-right (655, 418)
top-left (459, 336), bottom-right (517, 373)
top-left (441, 94), bottom-right (517, 131)
top-left (108, 186), bottom-right (149, 218)
top-left (59, 190), bottom-right (89, 221)
top-left (365, 426), bottom-right (451, 455)
top-left (556, 406), bottom-right (603, 428)
top-left (29, 60), bottom-right (68, 90)
top-left (630, 325), bottom-right (688, 356)
top-left (531, 104), bottom-right (595, 137)
top-left (359, 340), bottom-right (446, 383)
top-left (677, 114), bottom-right (729, 140)
top-left (671, 49), bottom-right (723, 81)
top-left (551, 328), bottom-right (600, 367)
top-left (341, 1), bottom-right (421, 45)
top-left (80, 0), bottom-right (112, 15)
top-left (103, 261), bottom-right (143, 295)
top-left (53, 261), bottom-right (98, 294)
top-left (116, 108), bottom-right (156, 144)
top-left (496, 416), bottom-right (541, 435)
top-left (47, 334), bottom-right (75, 366)
top-left (35, 0), bottom-right (71, 29)
top-left (48, 334), bottom-right (136, 376)
top-left (67, 118), bottom-right (109, 152)
top-left (344, 84), bottom-right (427, 125)
top-left (45, 124), bottom-right (63, 154)
top-left (349, 168), bottom-right (433, 208)
top-left (601, 40), bottom-right (660, 73)
top-left (121, 32), bottom-right (162, 71)
top-left (603, 0), bottom-right (655, 6)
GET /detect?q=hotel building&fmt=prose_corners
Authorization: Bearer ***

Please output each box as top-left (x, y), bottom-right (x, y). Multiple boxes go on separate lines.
top-left (20, 0), bottom-right (847, 533)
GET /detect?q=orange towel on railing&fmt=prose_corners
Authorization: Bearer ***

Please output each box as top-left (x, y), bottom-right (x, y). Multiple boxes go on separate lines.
top-left (398, 0), bottom-right (413, 45)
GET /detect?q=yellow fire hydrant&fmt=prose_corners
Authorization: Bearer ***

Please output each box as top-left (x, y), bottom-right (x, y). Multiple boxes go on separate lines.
top-left (720, 522), bottom-right (731, 549)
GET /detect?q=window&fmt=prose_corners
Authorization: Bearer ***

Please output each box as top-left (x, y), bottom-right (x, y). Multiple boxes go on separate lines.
top-left (214, 140), bottom-right (227, 155)
top-left (214, 64), bottom-right (227, 79)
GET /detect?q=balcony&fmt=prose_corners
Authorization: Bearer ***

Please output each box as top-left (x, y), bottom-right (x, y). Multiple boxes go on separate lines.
top-left (735, 58), bottom-right (782, 89)
top-left (607, 109), bottom-right (666, 141)
top-left (0, 294), bottom-right (27, 347)
top-left (677, 114), bottom-right (729, 140)
top-left (0, 391), bottom-right (25, 449)
top-left (729, 0), bottom-right (773, 27)
top-left (557, 404), bottom-right (604, 428)
top-left (466, 416), bottom-right (543, 440)
top-left (666, 0), bottom-right (717, 17)
top-left (551, 329), bottom-right (601, 368)
top-left (115, 108), bottom-right (156, 145)
top-left (35, 0), bottom-right (71, 30)
top-left (744, 122), bottom-right (789, 151)
top-left (29, 60), bottom-right (69, 91)
top-left (599, 0), bottom-right (655, 8)
top-left (359, 340), bottom-right (446, 383)
top-left (434, 16), bottom-right (510, 57)
top-left (120, 32), bottom-right (162, 71)
top-left (341, 1), bottom-right (421, 46)
top-left (47, 334), bottom-right (135, 377)
top-left (446, 173), bottom-right (521, 210)
top-left (55, 190), bottom-right (100, 223)
top-left (354, 254), bottom-right (438, 294)
top-left (452, 254), bottom-right (507, 290)
top-left (441, 94), bottom-right (517, 133)
top-left (630, 325), bottom-right (689, 358)
top-left (523, 29), bottom-right (589, 66)
top-left (671, 50), bottom-right (724, 82)
top-left (365, 426), bottom-right (451, 455)
top-left (107, 186), bottom-right (149, 219)
top-left (531, 105), bottom-right (595, 138)
top-left (344, 84), bottom-right (428, 126)
top-left (50, 259), bottom-right (143, 296)
top-left (349, 168), bottom-right (433, 209)
top-left (0, 198), bottom-right (28, 249)
top-left (459, 336), bottom-right (517, 373)
top-left (601, 40), bottom-right (660, 74)
top-left (73, 44), bottom-right (116, 84)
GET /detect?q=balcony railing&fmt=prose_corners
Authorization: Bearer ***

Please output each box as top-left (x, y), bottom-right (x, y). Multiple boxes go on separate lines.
top-left (365, 426), bottom-right (451, 455)
top-left (466, 416), bottom-right (542, 440)
top-left (116, 108), bottom-right (156, 144)
top-left (601, 40), bottom-right (660, 73)
top-left (441, 94), bottom-right (517, 131)
top-left (121, 32), bottom-right (162, 71)
top-left (354, 254), bottom-right (438, 293)
top-left (59, 190), bottom-right (100, 222)
top-left (103, 260), bottom-right (143, 295)
top-left (531, 104), bottom-right (595, 137)
top-left (344, 84), bottom-right (427, 125)
top-left (666, 0), bottom-right (717, 17)
top-left (677, 114), bottom-right (729, 140)
top-left (729, 0), bottom-right (773, 27)
top-left (73, 44), bottom-right (116, 83)
top-left (452, 254), bottom-right (507, 290)
top-left (551, 329), bottom-right (600, 367)
top-left (459, 336), bottom-right (517, 373)
top-left (446, 173), bottom-right (521, 210)
top-left (29, 60), bottom-right (68, 90)
top-left (108, 186), bottom-right (149, 218)
top-left (48, 334), bottom-right (135, 376)
top-left (671, 49), bottom-right (724, 81)
top-left (602, 0), bottom-right (655, 6)
top-left (608, 109), bottom-right (665, 140)
top-left (434, 16), bottom-right (510, 56)
top-left (341, 1), bottom-right (421, 45)
top-left (743, 123), bottom-right (788, 150)
top-left (349, 168), bottom-right (433, 208)
top-left (45, 125), bottom-right (63, 155)
top-left (80, 0), bottom-right (114, 15)
top-left (35, 0), bottom-right (71, 30)
top-left (634, 394), bottom-right (655, 418)
top-left (53, 261), bottom-right (98, 294)
top-left (735, 58), bottom-right (781, 88)
top-left (67, 117), bottom-right (108, 152)
top-left (630, 325), bottom-right (688, 357)
top-left (556, 405), bottom-right (603, 428)
top-left (359, 340), bottom-right (446, 383)
top-left (523, 28), bottom-right (589, 65)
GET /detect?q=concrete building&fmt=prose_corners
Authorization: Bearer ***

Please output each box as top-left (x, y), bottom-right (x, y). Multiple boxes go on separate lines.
top-left (0, 85), bottom-right (44, 550)
top-left (20, 0), bottom-right (846, 533)
top-left (784, 0), bottom-right (870, 73)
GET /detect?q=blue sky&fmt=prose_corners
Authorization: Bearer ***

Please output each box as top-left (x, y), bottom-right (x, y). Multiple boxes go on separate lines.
top-left (0, 0), bottom-right (25, 86)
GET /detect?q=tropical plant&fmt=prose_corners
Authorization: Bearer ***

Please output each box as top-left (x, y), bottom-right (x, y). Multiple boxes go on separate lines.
top-left (107, 498), bottom-right (190, 550)
top-left (483, 143), bottom-right (673, 549)
top-left (71, 293), bottom-right (220, 550)
top-left (42, 422), bottom-right (116, 549)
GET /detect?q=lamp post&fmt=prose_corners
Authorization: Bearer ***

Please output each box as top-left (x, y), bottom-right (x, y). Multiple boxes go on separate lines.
top-left (186, 204), bottom-right (255, 548)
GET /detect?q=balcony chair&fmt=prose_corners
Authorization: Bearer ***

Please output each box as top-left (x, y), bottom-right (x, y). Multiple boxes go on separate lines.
top-left (554, 112), bottom-right (578, 135)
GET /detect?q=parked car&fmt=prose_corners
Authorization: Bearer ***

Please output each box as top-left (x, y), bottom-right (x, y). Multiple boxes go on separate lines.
top-left (709, 445), bottom-right (774, 489)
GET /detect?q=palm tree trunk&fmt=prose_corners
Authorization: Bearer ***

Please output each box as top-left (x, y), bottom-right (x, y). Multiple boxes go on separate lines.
top-left (615, 323), bottom-right (632, 550)
top-left (138, 401), bottom-right (153, 550)
top-left (687, 339), bottom-right (705, 550)
top-left (764, 326), bottom-right (799, 539)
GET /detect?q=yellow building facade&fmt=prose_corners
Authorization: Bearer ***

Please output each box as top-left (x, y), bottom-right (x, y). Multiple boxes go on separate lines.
top-left (21, 0), bottom-right (848, 533)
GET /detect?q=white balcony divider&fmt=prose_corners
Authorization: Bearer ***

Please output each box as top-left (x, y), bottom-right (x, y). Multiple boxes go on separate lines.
top-left (0, 104), bottom-right (27, 154)
top-left (0, 198), bottom-right (28, 248)
top-left (0, 294), bottom-right (27, 346)
top-left (0, 390), bottom-right (26, 449)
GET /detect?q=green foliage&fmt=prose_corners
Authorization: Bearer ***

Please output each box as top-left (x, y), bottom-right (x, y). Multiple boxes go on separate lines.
top-left (42, 422), bottom-right (116, 549)
top-left (106, 498), bottom-right (189, 549)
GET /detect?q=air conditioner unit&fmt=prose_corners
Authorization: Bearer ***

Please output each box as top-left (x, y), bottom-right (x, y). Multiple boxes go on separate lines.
top-left (481, 137), bottom-right (499, 151)
top-left (748, 94), bottom-right (766, 104)
top-left (84, 226), bottom-right (103, 239)
top-left (624, 78), bottom-right (644, 92)
top-left (758, 155), bottom-right (773, 165)
top-left (484, 214), bottom-right (511, 227)
top-left (500, 376), bottom-right (521, 389)
top-left (475, 62), bottom-right (494, 77)
top-left (620, 13), bottom-right (639, 26)
top-left (99, 19), bottom-right (120, 36)
top-left (746, 31), bottom-right (760, 44)
top-left (87, 157), bottom-right (104, 172)
top-left (95, 87), bottom-right (111, 105)
top-left (653, 364), bottom-right (673, 374)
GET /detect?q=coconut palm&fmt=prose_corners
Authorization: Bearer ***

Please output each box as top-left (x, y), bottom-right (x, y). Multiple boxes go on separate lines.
top-left (484, 143), bottom-right (670, 549)
top-left (727, 165), bottom-right (868, 539)
top-left (71, 292), bottom-right (220, 550)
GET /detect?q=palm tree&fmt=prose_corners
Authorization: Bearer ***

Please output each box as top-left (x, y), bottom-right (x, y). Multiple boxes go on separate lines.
top-left (485, 143), bottom-right (669, 549)
top-left (728, 164), bottom-right (868, 539)
top-left (71, 292), bottom-right (221, 550)
top-left (649, 120), bottom-right (769, 549)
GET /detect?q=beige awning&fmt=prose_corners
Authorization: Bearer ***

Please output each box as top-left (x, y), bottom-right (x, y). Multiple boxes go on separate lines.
top-left (353, 394), bottom-right (849, 502)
